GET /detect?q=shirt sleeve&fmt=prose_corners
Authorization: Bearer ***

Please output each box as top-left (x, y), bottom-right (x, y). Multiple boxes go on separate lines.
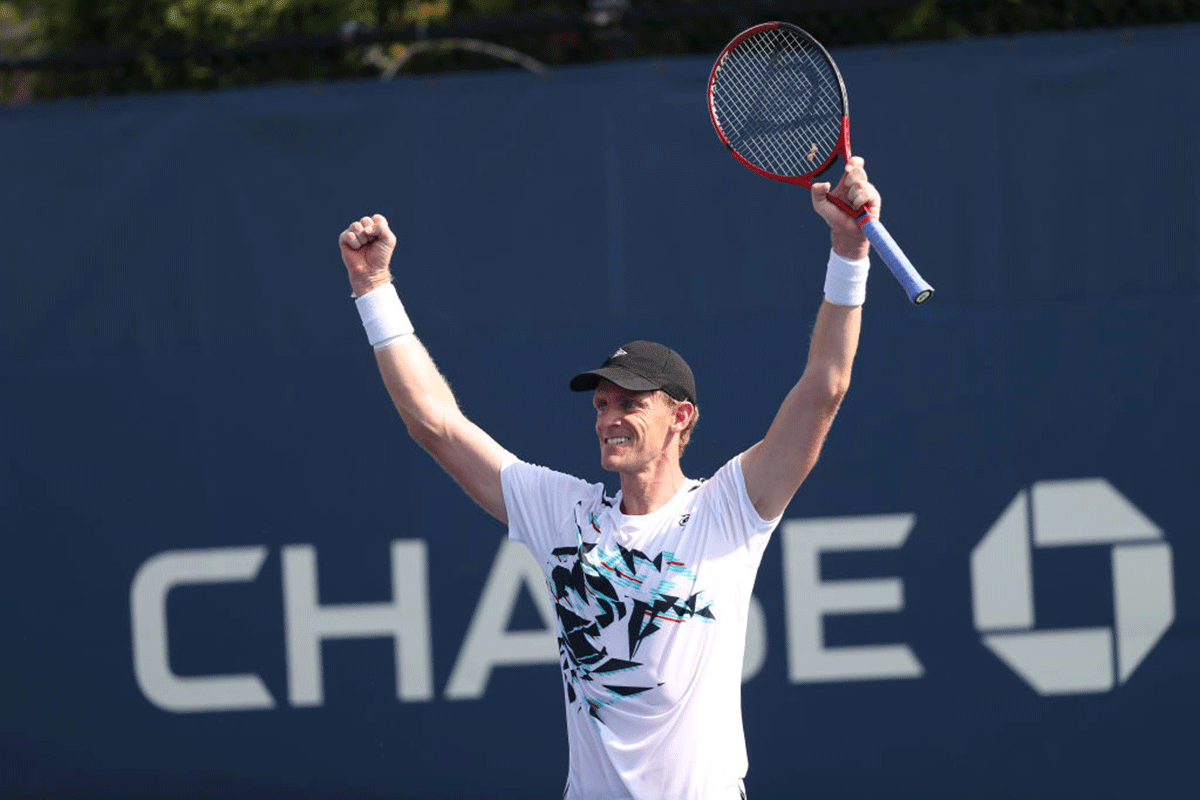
top-left (501, 459), bottom-right (603, 559)
top-left (702, 454), bottom-right (783, 562)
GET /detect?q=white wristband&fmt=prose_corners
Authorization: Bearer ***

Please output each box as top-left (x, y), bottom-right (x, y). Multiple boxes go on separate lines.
top-left (823, 248), bottom-right (870, 307)
top-left (354, 283), bottom-right (414, 349)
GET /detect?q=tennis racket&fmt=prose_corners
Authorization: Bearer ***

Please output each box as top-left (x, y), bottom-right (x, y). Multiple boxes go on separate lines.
top-left (708, 21), bottom-right (934, 305)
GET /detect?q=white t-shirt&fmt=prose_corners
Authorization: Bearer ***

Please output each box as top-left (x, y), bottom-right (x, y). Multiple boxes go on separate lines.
top-left (501, 454), bottom-right (780, 800)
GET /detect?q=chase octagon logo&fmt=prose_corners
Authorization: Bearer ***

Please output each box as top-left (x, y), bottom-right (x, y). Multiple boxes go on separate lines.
top-left (970, 478), bottom-right (1175, 695)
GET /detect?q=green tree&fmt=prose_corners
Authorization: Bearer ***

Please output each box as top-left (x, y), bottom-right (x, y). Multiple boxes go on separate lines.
top-left (4, 1), bottom-right (1200, 102)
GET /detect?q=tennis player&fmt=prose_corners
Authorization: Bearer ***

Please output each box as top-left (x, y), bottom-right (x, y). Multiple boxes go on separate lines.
top-left (340, 157), bottom-right (879, 800)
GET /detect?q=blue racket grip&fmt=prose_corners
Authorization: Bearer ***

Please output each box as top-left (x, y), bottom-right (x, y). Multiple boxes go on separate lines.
top-left (859, 217), bottom-right (934, 305)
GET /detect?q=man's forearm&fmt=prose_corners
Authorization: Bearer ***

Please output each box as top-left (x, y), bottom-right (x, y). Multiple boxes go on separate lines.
top-left (374, 335), bottom-right (461, 450)
top-left (802, 298), bottom-right (861, 402)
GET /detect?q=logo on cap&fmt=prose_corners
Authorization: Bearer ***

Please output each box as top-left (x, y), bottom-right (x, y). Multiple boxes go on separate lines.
top-left (611, 348), bottom-right (628, 358)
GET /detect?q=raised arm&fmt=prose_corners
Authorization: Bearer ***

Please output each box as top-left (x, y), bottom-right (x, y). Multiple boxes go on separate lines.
top-left (340, 214), bottom-right (510, 524)
top-left (739, 157), bottom-right (877, 521)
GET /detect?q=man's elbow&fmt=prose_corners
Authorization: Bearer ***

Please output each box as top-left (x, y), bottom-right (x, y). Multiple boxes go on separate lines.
top-left (802, 368), bottom-right (851, 414)
top-left (830, 373), bottom-right (851, 408)
top-left (403, 402), bottom-right (456, 456)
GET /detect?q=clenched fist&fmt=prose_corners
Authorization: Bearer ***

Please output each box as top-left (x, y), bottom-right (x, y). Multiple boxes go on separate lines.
top-left (339, 214), bottom-right (396, 297)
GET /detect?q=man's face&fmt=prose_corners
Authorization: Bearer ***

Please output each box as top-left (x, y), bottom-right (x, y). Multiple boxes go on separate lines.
top-left (592, 380), bottom-right (679, 473)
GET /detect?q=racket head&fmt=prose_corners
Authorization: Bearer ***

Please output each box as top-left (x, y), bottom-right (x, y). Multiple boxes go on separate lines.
top-left (708, 21), bottom-right (850, 187)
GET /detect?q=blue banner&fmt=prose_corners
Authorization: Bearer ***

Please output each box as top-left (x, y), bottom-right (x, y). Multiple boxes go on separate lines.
top-left (2, 22), bottom-right (1197, 800)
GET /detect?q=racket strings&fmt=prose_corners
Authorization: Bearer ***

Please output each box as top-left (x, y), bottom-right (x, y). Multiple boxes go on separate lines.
top-left (710, 27), bottom-right (844, 176)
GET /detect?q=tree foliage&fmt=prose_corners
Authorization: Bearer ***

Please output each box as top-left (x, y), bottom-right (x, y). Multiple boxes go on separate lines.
top-left (2, 0), bottom-right (1199, 102)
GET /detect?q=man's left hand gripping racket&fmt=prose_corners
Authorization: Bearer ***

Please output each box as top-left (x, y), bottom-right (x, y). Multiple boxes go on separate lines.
top-left (708, 21), bottom-right (934, 305)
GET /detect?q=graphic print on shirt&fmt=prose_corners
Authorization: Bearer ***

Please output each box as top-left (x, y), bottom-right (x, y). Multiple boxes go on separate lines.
top-left (549, 503), bottom-right (715, 724)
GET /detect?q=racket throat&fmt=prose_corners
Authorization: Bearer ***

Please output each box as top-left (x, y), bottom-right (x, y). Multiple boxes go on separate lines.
top-left (823, 192), bottom-right (868, 223)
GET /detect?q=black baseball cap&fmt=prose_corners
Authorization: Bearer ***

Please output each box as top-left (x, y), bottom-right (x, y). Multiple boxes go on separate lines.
top-left (569, 340), bottom-right (697, 405)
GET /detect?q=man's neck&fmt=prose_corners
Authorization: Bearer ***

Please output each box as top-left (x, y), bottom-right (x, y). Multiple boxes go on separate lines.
top-left (618, 459), bottom-right (688, 516)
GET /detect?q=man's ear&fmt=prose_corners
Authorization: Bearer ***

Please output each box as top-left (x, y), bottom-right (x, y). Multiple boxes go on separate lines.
top-left (673, 401), bottom-right (696, 430)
